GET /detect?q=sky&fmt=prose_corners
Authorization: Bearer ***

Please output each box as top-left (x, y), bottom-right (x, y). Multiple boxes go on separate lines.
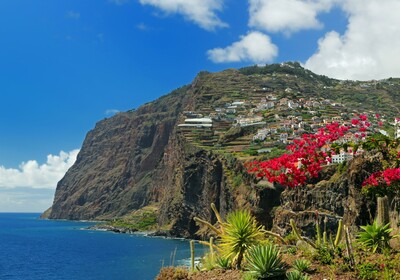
top-left (1, 0), bottom-right (400, 212)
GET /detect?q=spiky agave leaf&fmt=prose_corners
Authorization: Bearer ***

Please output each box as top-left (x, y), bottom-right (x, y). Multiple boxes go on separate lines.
top-left (244, 244), bottom-right (286, 278)
top-left (219, 210), bottom-right (264, 268)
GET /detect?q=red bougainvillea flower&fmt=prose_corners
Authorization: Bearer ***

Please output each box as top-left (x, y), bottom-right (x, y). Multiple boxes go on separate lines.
top-left (359, 114), bottom-right (368, 121)
top-left (362, 168), bottom-right (400, 188)
top-left (247, 122), bottom-right (349, 188)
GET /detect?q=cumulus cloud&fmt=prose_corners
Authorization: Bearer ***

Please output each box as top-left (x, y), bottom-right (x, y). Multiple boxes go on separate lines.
top-left (139, 0), bottom-right (227, 31)
top-left (305, 0), bottom-right (400, 80)
top-left (0, 149), bottom-right (79, 189)
top-left (208, 31), bottom-right (278, 64)
top-left (248, 0), bottom-right (336, 34)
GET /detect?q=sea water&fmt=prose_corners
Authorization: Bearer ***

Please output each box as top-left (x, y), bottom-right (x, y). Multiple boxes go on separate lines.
top-left (0, 213), bottom-right (205, 280)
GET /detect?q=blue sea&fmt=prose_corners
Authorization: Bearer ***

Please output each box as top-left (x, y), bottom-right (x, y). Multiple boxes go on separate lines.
top-left (0, 213), bottom-right (205, 280)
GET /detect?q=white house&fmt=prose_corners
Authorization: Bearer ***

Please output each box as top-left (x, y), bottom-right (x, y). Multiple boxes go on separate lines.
top-left (253, 128), bottom-right (270, 141)
top-left (331, 152), bottom-right (353, 164)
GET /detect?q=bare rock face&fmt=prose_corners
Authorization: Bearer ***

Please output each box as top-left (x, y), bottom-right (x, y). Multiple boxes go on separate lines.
top-left (44, 76), bottom-right (244, 234)
top-left (45, 69), bottom-right (263, 235)
top-left (47, 87), bottom-right (191, 220)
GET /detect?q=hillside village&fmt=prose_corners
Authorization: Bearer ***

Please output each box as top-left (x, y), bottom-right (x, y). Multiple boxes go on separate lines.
top-left (177, 68), bottom-right (400, 164)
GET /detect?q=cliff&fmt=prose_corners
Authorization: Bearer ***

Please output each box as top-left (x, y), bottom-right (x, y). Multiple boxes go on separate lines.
top-left (44, 63), bottom-right (400, 237)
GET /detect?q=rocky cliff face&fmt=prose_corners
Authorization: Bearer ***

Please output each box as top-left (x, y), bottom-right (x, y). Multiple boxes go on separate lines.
top-left (45, 72), bottom-right (251, 236)
top-left (45, 64), bottom-right (400, 237)
top-left (270, 151), bottom-right (390, 236)
top-left (47, 86), bottom-right (190, 220)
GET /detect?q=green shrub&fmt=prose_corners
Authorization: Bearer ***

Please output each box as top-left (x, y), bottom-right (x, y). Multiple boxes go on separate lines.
top-left (244, 244), bottom-right (286, 279)
top-left (286, 246), bottom-right (297, 255)
top-left (198, 252), bottom-right (215, 271)
top-left (155, 266), bottom-right (188, 280)
top-left (284, 232), bottom-right (298, 245)
top-left (232, 174), bottom-right (243, 188)
top-left (357, 221), bottom-right (394, 253)
top-left (214, 255), bottom-right (231, 270)
top-left (292, 259), bottom-right (311, 273)
top-left (313, 246), bottom-right (334, 265)
top-left (242, 272), bottom-right (257, 280)
top-left (356, 263), bottom-right (379, 280)
top-left (286, 270), bottom-right (310, 280)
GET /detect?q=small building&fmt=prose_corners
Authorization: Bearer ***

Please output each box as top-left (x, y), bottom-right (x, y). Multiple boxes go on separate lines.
top-left (331, 152), bottom-right (353, 164)
top-left (253, 128), bottom-right (270, 141)
top-left (235, 116), bottom-right (265, 127)
top-left (178, 117), bottom-right (213, 128)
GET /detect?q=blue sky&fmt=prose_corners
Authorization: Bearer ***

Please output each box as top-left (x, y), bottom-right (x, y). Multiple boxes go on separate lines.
top-left (1, 0), bottom-right (399, 212)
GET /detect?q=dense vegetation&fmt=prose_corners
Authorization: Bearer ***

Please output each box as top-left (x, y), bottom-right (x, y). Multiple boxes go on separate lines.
top-left (156, 113), bottom-right (400, 279)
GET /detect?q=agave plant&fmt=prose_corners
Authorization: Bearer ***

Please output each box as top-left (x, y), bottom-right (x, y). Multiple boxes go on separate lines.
top-left (244, 244), bottom-right (286, 279)
top-left (286, 270), bottom-right (310, 280)
top-left (219, 210), bottom-right (265, 269)
top-left (214, 255), bottom-right (232, 270)
top-left (292, 259), bottom-right (311, 273)
top-left (357, 220), bottom-right (394, 253)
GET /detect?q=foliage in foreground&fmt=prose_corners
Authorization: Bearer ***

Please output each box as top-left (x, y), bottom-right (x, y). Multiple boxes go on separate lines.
top-left (191, 203), bottom-right (400, 280)
top-left (244, 244), bottom-right (286, 279)
top-left (286, 270), bottom-right (311, 280)
top-left (155, 266), bottom-right (188, 280)
top-left (291, 259), bottom-right (311, 273)
top-left (219, 210), bottom-right (265, 269)
top-left (357, 221), bottom-right (395, 253)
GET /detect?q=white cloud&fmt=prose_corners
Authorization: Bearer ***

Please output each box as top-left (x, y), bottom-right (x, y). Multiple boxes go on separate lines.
top-left (139, 0), bottom-right (227, 31)
top-left (248, 0), bottom-right (336, 34)
top-left (0, 149), bottom-right (79, 189)
top-left (305, 0), bottom-right (400, 80)
top-left (208, 31), bottom-right (278, 64)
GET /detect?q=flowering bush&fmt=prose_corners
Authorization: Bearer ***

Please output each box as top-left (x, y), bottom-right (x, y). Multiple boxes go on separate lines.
top-left (362, 167), bottom-right (400, 197)
top-left (247, 122), bottom-right (349, 187)
top-left (248, 113), bottom-right (399, 191)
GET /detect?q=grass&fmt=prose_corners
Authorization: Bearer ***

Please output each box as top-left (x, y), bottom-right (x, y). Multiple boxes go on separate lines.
top-left (108, 205), bottom-right (159, 231)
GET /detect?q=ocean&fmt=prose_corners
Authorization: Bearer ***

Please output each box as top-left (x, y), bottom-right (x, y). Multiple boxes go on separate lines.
top-left (0, 213), bottom-right (205, 280)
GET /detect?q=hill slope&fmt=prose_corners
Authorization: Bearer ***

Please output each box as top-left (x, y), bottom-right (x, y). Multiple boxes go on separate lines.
top-left (44, 62), bottom-right (400, 237)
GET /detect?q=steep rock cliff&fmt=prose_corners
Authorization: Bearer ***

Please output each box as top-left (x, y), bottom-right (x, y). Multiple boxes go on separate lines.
top-left (45, 70), bottom-right (253, 232)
